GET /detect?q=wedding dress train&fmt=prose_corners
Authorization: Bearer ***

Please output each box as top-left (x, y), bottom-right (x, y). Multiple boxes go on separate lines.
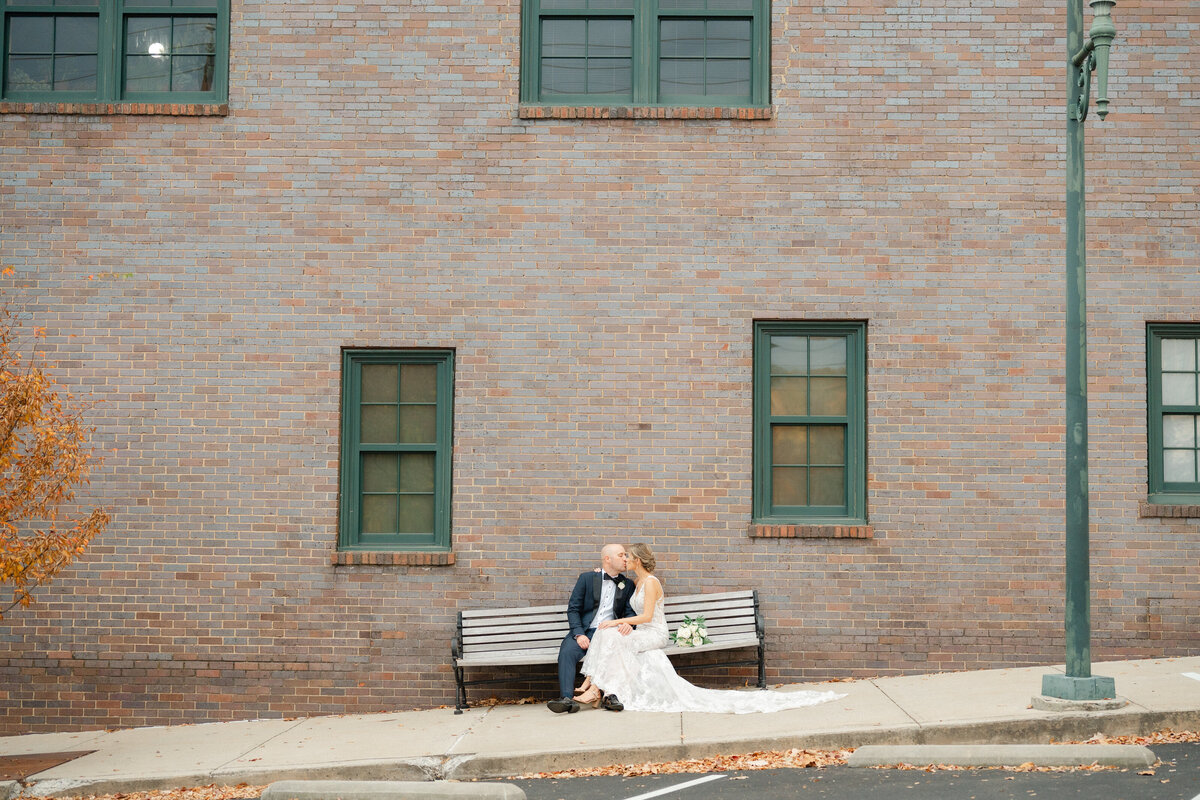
top-left (581, 576), bottom-right (844, 713)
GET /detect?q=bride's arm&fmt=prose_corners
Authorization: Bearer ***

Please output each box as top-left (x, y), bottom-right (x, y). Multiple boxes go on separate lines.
top-left (597, 577), bottom-right (662, 628)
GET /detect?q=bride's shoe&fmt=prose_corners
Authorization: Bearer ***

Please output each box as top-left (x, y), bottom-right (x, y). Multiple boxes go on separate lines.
top-left (575, 686), bottom-right (602, 707)
top-left (573, 678), bottom-right (593, 698)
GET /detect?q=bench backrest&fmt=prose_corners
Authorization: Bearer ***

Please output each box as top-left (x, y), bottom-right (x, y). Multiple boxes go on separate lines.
top-left (457, 589), bottom-right (759, 658)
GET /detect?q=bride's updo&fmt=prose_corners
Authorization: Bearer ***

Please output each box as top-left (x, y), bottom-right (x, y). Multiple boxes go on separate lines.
top-left (627, 543), bottom-right (656, 573)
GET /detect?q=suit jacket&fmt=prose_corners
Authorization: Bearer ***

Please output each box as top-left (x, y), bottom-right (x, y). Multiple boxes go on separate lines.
top-left (566, 570), bottom-right (635, 638)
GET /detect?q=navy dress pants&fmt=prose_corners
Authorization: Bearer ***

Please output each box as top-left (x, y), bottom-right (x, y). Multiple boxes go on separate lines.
top-left (557, 628), bottom-right (595, 698)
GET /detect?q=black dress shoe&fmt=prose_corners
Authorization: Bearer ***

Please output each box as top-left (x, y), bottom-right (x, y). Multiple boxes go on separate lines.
top-left (601, 694), bottom-right (624, 712)
top-left (547, 697), bottom-right (580, 714)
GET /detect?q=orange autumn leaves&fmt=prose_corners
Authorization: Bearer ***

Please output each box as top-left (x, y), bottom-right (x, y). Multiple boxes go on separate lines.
top-left (1, 274), bottom-right (110, 617)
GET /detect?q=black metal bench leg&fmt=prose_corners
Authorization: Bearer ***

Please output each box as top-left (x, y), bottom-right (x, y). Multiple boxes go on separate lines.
top-left (455, 665), bottom-right (467, 713)
top-left (757, 641), bottom-right (766, 689)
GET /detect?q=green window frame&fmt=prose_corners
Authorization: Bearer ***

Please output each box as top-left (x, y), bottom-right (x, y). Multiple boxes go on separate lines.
top-left (519, 0), bottom-right (769, 107)
top-left (753, 321), bottom-right (866, 524)
top-left (340, 349), bottom-right (454, 552)
top-left (1, 0), bottom-right (229, 103)
top-left (1147, 324), bottom-right (1200, 504)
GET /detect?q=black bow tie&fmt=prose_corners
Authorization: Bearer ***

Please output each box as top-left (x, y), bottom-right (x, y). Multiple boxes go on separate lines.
top-left (604, 573), bottom-right (621, 583)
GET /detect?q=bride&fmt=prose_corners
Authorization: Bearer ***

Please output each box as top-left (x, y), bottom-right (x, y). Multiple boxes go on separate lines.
top-left (575, 543), bottom-right (844, 713)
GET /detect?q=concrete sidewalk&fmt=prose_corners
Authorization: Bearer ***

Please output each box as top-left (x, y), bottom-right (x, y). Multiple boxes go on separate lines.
top-left (3, 656), bottom-right (1200, 797)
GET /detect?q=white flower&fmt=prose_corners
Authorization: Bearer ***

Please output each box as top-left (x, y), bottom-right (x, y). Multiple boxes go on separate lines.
top-left (692, 635), bottom-right (704, 647)
top-left (617, 581), bottom-right (625, 590)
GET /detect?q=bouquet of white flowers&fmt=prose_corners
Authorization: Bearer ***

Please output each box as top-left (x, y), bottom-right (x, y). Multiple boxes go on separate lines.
top-left (670, 614), bottom-right (713, 648)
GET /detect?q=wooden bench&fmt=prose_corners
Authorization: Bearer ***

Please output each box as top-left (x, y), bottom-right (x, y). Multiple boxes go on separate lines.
top-left (451, 589), bottom-right (765, 712)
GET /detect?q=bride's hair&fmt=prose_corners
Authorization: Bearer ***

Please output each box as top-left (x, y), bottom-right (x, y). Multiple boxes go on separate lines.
top-left (627, 543), bottom-right (656, 573)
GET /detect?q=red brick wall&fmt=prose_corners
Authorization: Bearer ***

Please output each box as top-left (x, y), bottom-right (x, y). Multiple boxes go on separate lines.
top-left (1, 0), bottom-right (1198, 733)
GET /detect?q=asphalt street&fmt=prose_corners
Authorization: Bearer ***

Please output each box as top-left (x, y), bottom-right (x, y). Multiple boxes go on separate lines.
top-left (509, 743), bottom-right (1200, 800)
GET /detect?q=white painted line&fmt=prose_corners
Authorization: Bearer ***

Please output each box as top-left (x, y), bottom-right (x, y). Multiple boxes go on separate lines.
top-left (1182, 672), bottom-right (1200, 682)
top-left (623, 773), bottom-right (727, 800)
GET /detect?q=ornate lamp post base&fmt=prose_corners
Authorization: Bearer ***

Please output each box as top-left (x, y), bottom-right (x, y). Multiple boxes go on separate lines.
top-left (1040, 673), bottom-right (1117, 702)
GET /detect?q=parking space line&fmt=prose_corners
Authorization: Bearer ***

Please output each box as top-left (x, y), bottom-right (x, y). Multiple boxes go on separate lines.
top-left (1182, 672), bottom-right (1200, 682)
top-left (623, 773), bottom-right (727, 800)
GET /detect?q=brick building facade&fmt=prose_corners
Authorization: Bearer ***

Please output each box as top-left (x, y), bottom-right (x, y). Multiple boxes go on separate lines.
top-left (2, 0), bottom-right (1198, 733)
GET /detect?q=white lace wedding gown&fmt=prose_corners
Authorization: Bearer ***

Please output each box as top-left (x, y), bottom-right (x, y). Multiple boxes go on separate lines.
top-left (581, 577), bottom-right (845, 713)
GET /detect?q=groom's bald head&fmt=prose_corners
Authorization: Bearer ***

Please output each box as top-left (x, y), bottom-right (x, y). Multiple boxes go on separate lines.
top-left (601, 543), bottom-right (627, 576)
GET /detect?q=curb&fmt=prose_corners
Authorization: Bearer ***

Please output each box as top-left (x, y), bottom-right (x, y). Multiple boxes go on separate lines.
top-left (262, 781), bottom-right (525, 800)
top-left (847, 744), bottom-right (1156, 769)
top-left (1, 781), bottom-right (20, 800)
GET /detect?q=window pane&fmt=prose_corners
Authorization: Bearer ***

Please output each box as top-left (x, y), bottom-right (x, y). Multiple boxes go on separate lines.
top-left (588, 17), bottom-right (631, 57)
top-left (541, 57), bottom-right (585, 95)
top-left (660, 58), bottom-right (704, 94)
top-left (55, 14), bottom-right (96, 52)
top-left (541, 0), bottom-right (586, 8)
top-left (400, 452), bottom-right (436, 493)
top-left (126, 16), bottom-right (171, 56)
top-left (362, 364), bottom-right (399, 402)
top-left (398, 495), bottom-right (435, 534)
top-left (125, 54), bottom-right (170, 90)
top-left (10, 17), bottom-right (55, 53)
top-left (1164, 450), bottom-right (1197, 483)
top-left (542, 19), bottom-right (586, 57)
top-left (810, 468), bottom-right (845, 506)
top-left (362, 453), bottom-right (399, 493)
top-left (706, 19), bottom-right (750, 59)
top-left (810, 337), bottom-right (847, 375)
top-left (400, 363), bottom-right (438, 402)
top-left (706, 58), bottom-right (749, 96)
top-left (586, 0), bottom-right (630, 8)
top-left (173, 17), bottom-right (215, 54)
top-left (1162, 339), bottom-right (1197, 372)
top-left (770, 337), bottom-right (807, 375)
top-left (362, 495), bottom-right (398, 534)
top-left (361, 405), bottom-right (399, 443)
top-left (660, 19), bottom-right (704, 59)
top-left (660, 0), bottom-right (706, 8)
top-left (810, 377), bottom-right (847, 416)
top-left (772, 467), bottom-right (807, 506)
top-left (6, 56), bottom-right (53, 90)
top-left (810, 425), bottom-right (845, 464)
top-left (1164, 415), bottom-right (1197, 448)
top-left (770, 376), bottom-right (807, 416)
top-left (172, 53), bottom-right (214, 90)
top-left (586, 58), bottom-right (631, 95)
top-left (708, 0), bottom-right (753, 10)
top-left (400, 405), bottom-right (437, 443)
top-left (771, 425), bottom-right (806, 465)
top-left (1163, 374), bottom-right (1197, 406)
top-left (54, 53), bottom-right (96, 89)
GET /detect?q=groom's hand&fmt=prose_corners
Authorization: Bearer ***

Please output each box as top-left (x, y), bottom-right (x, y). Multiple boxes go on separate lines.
top-left (576, 634), bottom-right (590, 650)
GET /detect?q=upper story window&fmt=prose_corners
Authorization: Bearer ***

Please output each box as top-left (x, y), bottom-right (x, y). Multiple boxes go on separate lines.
top-left (1, 0), bottom-right (228, 103)
top-left (519, 0), bottom-right (769, 108)
top-left (753, 321), bottom-right (866, 525)
top-left (1148, 324), bottom-right (1200, 504)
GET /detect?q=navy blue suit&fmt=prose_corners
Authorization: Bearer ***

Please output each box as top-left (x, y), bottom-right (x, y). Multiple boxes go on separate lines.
top-left (556, 570), bottom-right (635, 698)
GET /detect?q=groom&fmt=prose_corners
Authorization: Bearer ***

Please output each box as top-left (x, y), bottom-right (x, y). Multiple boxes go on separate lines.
top-left (547, 543), bottom-right (635, 713)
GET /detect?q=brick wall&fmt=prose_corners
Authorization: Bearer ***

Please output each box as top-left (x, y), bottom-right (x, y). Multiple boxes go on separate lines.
top-left (1, 0), bottom-right (1198, 733)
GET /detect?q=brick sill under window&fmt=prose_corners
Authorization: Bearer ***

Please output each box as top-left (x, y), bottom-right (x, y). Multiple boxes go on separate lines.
top-left (332, 551), bottom-right (456, 566)
top-left (518, 104), bottom-right (773, 120)
top-left (1139, 501), bottom-right (1200, 519)
top-left (749, 524), bottom-right (873, 539)
top-left (0, 102), bottom-right (228, 116)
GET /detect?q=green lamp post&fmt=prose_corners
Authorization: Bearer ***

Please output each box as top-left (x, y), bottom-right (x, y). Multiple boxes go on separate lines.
top-left (1040, 0), bottom-right (1119, 703)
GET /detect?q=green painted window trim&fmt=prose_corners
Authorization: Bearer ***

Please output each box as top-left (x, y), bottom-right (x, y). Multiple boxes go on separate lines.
top-left (519, 0), bottom-right (769, 108)
top-left (0, 0), bottom-right (229, 104)
top-left (339, 349), bottom-right (454, 553)
top-left (1147, 323), bottom-right (1200, 503)
top-left (752, 321), bottom-right (866, 525)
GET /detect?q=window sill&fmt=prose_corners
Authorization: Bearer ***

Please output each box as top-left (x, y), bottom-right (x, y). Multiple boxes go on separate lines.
top-left (0, 102), bottom-right (228, 116)
top-left (1139, 501), bottom-right (1200, 519)
top-left (332, 551), bottom-right (456, 566)
top-left (748, 523), bottom-right (873, 539)
top-left (518, 104), bottom-right (772, 120)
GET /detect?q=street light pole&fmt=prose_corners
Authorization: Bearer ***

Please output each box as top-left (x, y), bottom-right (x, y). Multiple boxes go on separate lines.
top-left (1041, 0), bottom-right (1118, 703)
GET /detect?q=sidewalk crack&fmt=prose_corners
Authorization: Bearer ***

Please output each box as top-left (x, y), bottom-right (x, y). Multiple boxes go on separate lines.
top-left (212, 717), bottom-right (311, 775)
top-left (870, 679), bottom-right (920, 728)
